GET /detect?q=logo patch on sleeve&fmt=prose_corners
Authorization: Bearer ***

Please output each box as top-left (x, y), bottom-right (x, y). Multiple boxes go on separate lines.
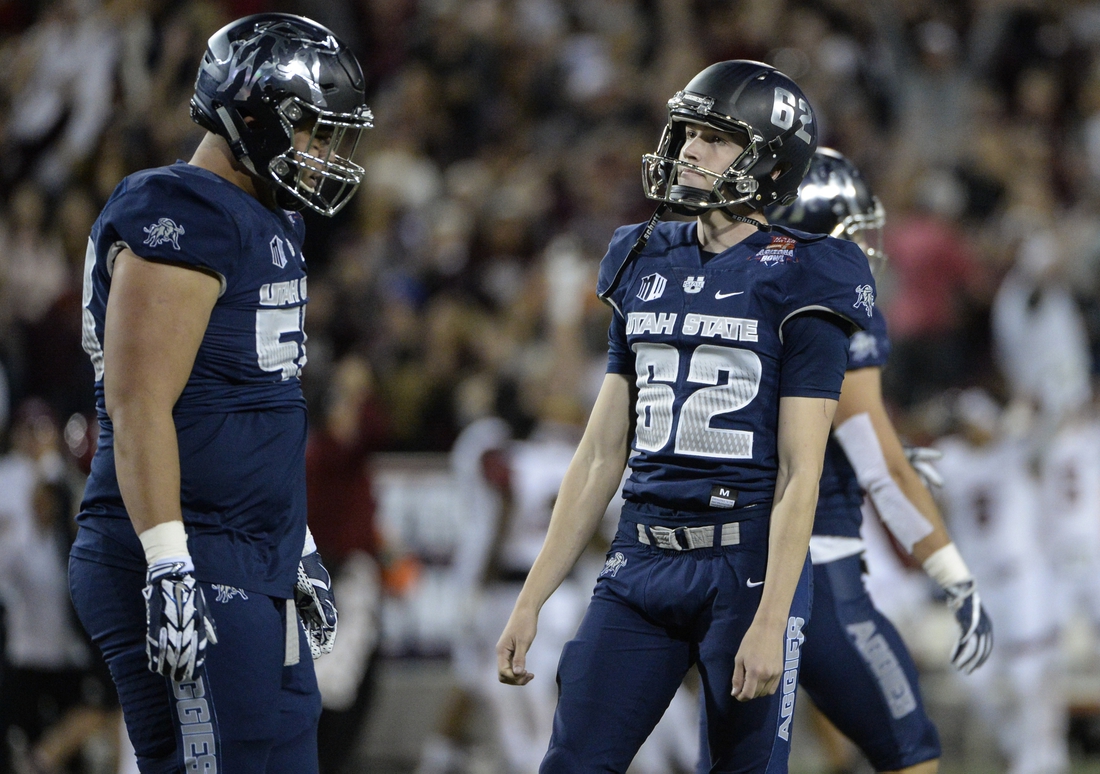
top-left (142, 218), bottom-right (185, 250)
top-left (750, 235), bottom-right (797, 266)
top-left (849, 331), bottom-right (879, 363)
top-left (853, 284), bottom-right (875, 317)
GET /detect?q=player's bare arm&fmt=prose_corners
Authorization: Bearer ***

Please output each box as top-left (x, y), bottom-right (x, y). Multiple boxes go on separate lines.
top-left (496, 373), bottom-right (631, 686)
top-left (833, 366), bottom-right (951, 562)
top-left (733, 394), bottom-right (836, 701)
top-left (103, 249), bottom-right (220, 536)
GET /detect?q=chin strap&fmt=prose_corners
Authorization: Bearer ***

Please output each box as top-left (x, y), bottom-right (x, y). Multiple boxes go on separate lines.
top-left (725, 210), bottom-right (772, 231)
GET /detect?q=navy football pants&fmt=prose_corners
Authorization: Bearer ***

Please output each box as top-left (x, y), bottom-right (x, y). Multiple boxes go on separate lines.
top-left (696, 554), bottom-right (940, 772)
top-left (543, 515), bottom-right (812, 774)
top-left (798, 554), bottom-right (940, 771)
top-left (69, 555), bottom-right (321, 774)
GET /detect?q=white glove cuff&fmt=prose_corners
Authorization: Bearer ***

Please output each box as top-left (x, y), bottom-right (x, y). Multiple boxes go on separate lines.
top-left (922, 543), bottom-right (972, 589)
top-left (303, 526), bottom-right (317, 557)
top-left (139, 520), bottom-right (191, 567)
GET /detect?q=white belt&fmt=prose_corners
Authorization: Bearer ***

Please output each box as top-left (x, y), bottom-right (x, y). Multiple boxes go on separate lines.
top-left (636, 522), bottom-right (741, 551)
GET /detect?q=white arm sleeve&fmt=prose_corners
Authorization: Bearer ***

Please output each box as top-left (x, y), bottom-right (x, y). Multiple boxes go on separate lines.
top-left (832, 412), bottom-right (934, 553)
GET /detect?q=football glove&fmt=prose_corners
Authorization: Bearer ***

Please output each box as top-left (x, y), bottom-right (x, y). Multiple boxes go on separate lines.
top-left (295, 551), bottom-right (338, 659)
top-left (904, 445), bottom-right (944, 489)
top-left (143, 560), bottom-right (218, 682)
top-left (945, 579), bottom-right (993, 674)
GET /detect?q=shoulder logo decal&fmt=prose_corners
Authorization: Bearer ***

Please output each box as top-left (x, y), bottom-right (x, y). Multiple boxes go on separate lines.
top-left (142, 218), bottom-right (185, 250)
top-left (849, 331), bottom-right (879, 363)
top-left (751, 234), bottom-right (798, 266)
top-left (854, 284), bottom-right (875, 317)
top-left (683, 276), bottom-right (705, 293)
top-left (637, 272), bottom-right (667, 302)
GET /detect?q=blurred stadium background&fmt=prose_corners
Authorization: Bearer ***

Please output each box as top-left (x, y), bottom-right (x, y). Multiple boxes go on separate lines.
top-left (4, 0), bottom-right (1100, 771)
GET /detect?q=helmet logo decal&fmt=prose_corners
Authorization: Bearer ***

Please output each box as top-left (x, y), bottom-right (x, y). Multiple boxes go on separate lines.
top-left (215, 21), bottom-right (331, 107)
top-left (853, 284), bottom-right (875, 317)
top-left (143, 218), bottom-right (185, 250)
top-left (770, 88), bottom-right (814, 145)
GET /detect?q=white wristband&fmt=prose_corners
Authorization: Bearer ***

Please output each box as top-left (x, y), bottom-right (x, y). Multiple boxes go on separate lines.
top-left (921, 543), bottom-right (972, 589)
top-left (139, 521), bottom-right (191, 566)
top-left (303, 526), bottom-right (317, 557)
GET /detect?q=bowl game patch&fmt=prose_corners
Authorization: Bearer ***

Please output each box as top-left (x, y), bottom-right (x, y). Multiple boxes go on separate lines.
top-left (750, 235), bottom-right (798, 266)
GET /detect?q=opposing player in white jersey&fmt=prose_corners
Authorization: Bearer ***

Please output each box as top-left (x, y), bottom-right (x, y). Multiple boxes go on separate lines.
top-left (1038, 412), bottom-right (1100, 636)
top-left (935, 388), bottom-right (1065, 774)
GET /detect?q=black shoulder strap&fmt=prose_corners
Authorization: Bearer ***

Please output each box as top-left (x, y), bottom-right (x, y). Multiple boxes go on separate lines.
top-left (766, 222), bottom-right (829, 242)
top-left (598, 204), bottom-right (667, 302)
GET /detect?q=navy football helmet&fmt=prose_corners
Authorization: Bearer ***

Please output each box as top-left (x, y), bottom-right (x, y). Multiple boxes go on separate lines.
top-left (191, 13), bottom-right (373, 216)
top-left (642, 60), bottom-right (818, 214)
top-left (767, 147), bottom-right (887, 271)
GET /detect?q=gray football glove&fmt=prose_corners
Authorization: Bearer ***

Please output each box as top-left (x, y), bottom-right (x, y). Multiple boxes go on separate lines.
top-left (945, 579), bottom-right (993, 674)
top-left (295, 551), bottom-right (338, 659)
top-left (143, 560), bottom-right (218, 682)
top-left (904, 445), bottom-right (944, 489)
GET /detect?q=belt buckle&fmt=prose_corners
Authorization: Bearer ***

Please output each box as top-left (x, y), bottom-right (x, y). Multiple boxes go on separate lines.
top-left (650, 525), bottom-right (689, 551)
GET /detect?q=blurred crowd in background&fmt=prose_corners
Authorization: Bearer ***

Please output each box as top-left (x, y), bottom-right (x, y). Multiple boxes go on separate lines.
top-left (5, 0), bottom-right (1100, 771)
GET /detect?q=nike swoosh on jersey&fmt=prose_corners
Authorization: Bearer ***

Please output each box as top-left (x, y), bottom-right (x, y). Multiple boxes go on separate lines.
top-left (746, 578), bottom-right (764, 587)
top-left (715, 290), bottom-right (745, 299)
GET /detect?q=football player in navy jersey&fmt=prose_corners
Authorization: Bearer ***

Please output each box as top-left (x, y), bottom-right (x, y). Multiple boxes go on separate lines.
top-left (695, 148), bottom-right (990, 774)
top-left (67, 14), bottom-right (373, 773)
top-left (496, 61), bottom-right (877, 773)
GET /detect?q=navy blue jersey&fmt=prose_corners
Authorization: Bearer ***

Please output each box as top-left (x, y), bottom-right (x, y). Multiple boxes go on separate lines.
top-left (813, 306), bottom-right (891, 537)
top-left (599, 221), bottom-right (876, 515)
top-left (73, 162), bottom-right (309, 598)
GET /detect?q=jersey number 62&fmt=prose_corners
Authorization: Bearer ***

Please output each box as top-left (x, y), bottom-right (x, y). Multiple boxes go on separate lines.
top-left (633, 343), bottom-right (761, 459)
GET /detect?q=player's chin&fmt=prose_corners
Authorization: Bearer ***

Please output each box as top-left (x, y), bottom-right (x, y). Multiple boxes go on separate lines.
top-left (678, 171), bottom-right (709, 188)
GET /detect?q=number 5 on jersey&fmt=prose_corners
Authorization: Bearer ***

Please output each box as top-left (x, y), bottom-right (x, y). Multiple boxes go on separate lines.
top-left (633, 343), bottom-right (761, 459)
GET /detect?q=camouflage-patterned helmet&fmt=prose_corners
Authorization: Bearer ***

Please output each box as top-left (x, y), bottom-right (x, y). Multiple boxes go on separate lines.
top-left (191, 13), bottom-right (373, 216)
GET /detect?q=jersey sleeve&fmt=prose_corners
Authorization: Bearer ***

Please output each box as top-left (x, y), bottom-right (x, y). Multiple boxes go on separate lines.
top-left (779, 237), bottom-right (877, 341)
top-left (778, 313), bottom-right (850, 399)
top-left (596, 222), bottom-right (648, 316)
top-left (100, 172), bottom-right (241, 289)
top-left (606, 311), bottom-right (631, 374)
